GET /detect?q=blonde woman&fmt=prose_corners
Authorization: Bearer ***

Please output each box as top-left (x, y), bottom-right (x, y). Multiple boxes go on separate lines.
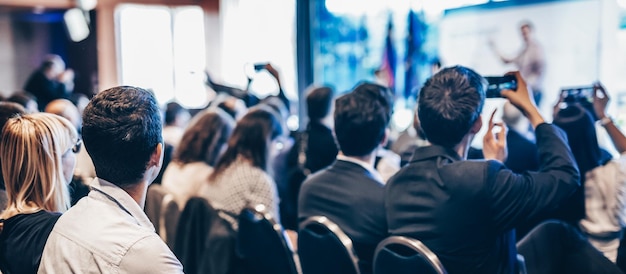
top-left (0, 113), bottom-right (79, 274)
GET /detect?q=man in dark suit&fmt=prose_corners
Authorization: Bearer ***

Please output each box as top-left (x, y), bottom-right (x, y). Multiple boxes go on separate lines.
top-left (386, 67), bottom-right (620, 274)
top-left (299, 82), bottom-right (391, 274)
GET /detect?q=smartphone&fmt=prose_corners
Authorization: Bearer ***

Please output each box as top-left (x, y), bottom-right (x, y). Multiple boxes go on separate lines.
top-left (254, 63), bottom-right (267, 71)
top-left (560, 86), bottom-right (597, 119)
top-left (561, 86), bottom-right (593, 103)
top-left (484, 75), bottom-right (517, 98)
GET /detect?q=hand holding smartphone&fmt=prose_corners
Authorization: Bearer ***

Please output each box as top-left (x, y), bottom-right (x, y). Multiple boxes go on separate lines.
top-left (485, 75), bottom-right (518, 98)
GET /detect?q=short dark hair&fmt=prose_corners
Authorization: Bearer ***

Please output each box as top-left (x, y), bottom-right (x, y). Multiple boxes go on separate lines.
top-left (82, 86), bottom-right (163, 187)
top-left (164, 101), bottom-right (186, 125)
top-left (334, 83), bottom-right (390, 157)
top-left (306, 86), bottom-right (334, 121)
top-left (553, 105), bottom-right (601, 176)
top-left (7, 92), bottom-right (37, 108)
top-left (209, 106), bottom-right (283, 181)
top-left (174, 109), bottom-right (235, 167)
top-left (418, 66), bottom-right (486, 148)
top-left (351, 82), bottom-right (393, 122)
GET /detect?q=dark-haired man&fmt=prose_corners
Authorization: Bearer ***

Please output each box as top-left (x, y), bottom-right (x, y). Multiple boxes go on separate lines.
top-left (39, 86), bottom-right (183, 273)
top-left (299, 82), bottom-right (391, 274)
top-left (386, 67), bottom-right (620, 273)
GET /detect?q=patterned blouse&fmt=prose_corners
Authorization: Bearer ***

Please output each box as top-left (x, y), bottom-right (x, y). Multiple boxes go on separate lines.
top-left (199, 156), bottom-right (280, 230)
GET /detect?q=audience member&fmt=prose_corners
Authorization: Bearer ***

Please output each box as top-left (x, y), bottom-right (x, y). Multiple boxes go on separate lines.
top-left (44, 99), bottom-right (95, 205)
top-left (7, 91), bottom-right (38, 113)
top-left (39, 86), bottom-right (184, 273)
top-left (351, 82), bottom-right (401, 182)
top-left (199, 106), bottom-right (283, 230)
top-left (162, 109), bottom-right (235, 208)
top-left (23, 54), bottom-right (74, 111)
top-left (386, 67), bottom-right (619, 273)
top-left (282, 85), bottom-right (337, 229)
top-left (0, 102), bottom-right (26, 201)
top-left (0, 113), bottom-right (78, 273)
top-left (299, 82), bottom-right (391, 274)
top-left (163, 101), bottom-right (191, 148)
top-left (553, 83), bottom-right (626, 262)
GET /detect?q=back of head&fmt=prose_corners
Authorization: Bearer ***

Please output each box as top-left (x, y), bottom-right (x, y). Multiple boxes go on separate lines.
top-left (45, 99), bottom-right (81, 130)
top-left (418, 66), bottom-right (486, 148)
top-left (0, 113), bottom-right (76, 218)
top-left (211, 105), bottom-right (283, 180)
top-left (306, 85), bottom-right (334, 121)
top-left (82, 86), bottom-right (162, 187)
top-left (7, 92), bottom-right (38, 113)
top-left (175, 109), bottom-right (235, 166)
top-left (334, 82), bottom-right (391, 157)
top-left (0, 102), bottom-right (25, 190)
top-left (553, 105), bottom-right (601, 175)
top-left (164, 101), bottom-right (187, 126)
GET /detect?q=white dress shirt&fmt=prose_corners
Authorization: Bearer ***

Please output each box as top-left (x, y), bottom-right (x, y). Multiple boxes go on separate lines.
top-left (39, 178), bottom-right (183, 273)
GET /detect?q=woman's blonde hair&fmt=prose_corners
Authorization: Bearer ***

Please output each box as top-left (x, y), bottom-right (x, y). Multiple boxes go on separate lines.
top-left (0, 113), bottom-right (77, 220)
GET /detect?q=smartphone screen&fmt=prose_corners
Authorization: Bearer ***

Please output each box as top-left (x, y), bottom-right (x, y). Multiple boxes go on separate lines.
top-left (484, 75), bottom-right (517, 98)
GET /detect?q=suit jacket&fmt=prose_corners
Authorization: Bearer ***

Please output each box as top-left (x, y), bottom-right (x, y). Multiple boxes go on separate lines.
top-left (385, 124), bottom-right (579, 274)
top-left (298, 160), bottom-right (387, 274)
top-left (305, 121), bottom-right (339, 173)
top-left (505, 129), bottom-right (540, 174)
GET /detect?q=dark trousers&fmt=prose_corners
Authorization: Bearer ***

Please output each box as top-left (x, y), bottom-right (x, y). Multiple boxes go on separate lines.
top-left (517, 220), bottom-right (623, 274)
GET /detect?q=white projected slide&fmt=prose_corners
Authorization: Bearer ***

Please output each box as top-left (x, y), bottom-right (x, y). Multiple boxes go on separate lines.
top-left (440, 0), bottom-right (600, 111)
top-left (439, 0), bottom-right (600, 148)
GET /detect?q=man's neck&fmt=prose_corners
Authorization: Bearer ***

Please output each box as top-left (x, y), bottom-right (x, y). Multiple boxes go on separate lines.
top-left (339, 151), bottom-right (376, 168)
top-left (453, 134), bottom-right (474, 160)
top-left (122, 181), bottom-right (149, 209)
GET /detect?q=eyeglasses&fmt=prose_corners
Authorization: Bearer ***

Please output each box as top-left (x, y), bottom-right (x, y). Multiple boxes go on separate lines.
top-left (71, 139), bottom-right (82, 154)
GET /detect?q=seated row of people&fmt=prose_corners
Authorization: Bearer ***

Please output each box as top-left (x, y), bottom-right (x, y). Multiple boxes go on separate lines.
top-left (2, 65), bottom-right (626, 274)
top-left (300, 68), bottom-right (625, 274)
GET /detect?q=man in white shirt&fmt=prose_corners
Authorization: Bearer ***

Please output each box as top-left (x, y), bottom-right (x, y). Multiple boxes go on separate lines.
top-left (39, 86), bottom-right (183, 273)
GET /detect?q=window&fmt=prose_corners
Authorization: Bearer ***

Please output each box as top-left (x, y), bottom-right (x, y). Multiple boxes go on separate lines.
top-left (117, 4), bottom-right (208, 108)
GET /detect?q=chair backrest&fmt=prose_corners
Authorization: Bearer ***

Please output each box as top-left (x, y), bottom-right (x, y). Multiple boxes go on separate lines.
top-left (373, 236), bottom-right (447, 274)
top-left (236, 204), bottom-right (300, 274)
top-left (298, 216), bottom-right (360, 274)
top-left (145, 184), bottom-right (167, 234)
top-left (174, 197), bottom-right (237, 274)
top-left (159, 194), bottom-right (180, 248)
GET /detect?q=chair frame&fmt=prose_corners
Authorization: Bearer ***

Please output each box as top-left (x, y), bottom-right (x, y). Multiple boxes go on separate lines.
top-left (241, 204), bottom-right (301, 274)
top-left (374, 236), bottom-right (447, 274)
top-left (300, 216), bottom-right (361, 274)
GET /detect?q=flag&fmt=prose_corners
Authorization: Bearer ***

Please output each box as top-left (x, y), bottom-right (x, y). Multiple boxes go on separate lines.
top-left (380, 15), bottom-right (397, 95)
top-left (404, 9), bottom-right (427, 100)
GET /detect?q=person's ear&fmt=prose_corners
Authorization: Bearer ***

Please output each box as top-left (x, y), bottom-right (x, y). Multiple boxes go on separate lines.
top-left (470, 116), bottom-right (483, 134)
top-left (149, 143), bottom-right (164, 169)
top-left (380, 128), bottom-right (390, 147)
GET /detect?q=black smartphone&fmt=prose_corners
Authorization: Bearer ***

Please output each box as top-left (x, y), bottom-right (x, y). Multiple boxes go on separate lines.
top-left (254, 63), bottom-right (267, 71)
top-left (561, 86), bottom-right (594, 103)
top-left (561, 86), bottom-right (597, 119)
top-left (484, 75), bottom-right (517, 98)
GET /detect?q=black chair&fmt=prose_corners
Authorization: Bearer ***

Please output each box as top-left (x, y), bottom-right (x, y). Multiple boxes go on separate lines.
top-left (236, 204), bottom-right (300, 274)
top-left (159, 194), bottom-right (180, 248)
top-left (298, 216), bottom-right (360, 274)
top-left (373, 236), bottom-right (447, 274)
top-left (174, 197), bottom-right (237, 274)
top-left (144, 184), bottom-right (167, 234)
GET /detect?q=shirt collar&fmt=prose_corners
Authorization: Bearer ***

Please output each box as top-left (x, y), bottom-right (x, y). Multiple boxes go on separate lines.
top-left (336, 154), bottom-right (385, 184)
top-left (410, 145), bottom-right (461, 163)
top-left (88, 178), bottom-right (155, 231)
